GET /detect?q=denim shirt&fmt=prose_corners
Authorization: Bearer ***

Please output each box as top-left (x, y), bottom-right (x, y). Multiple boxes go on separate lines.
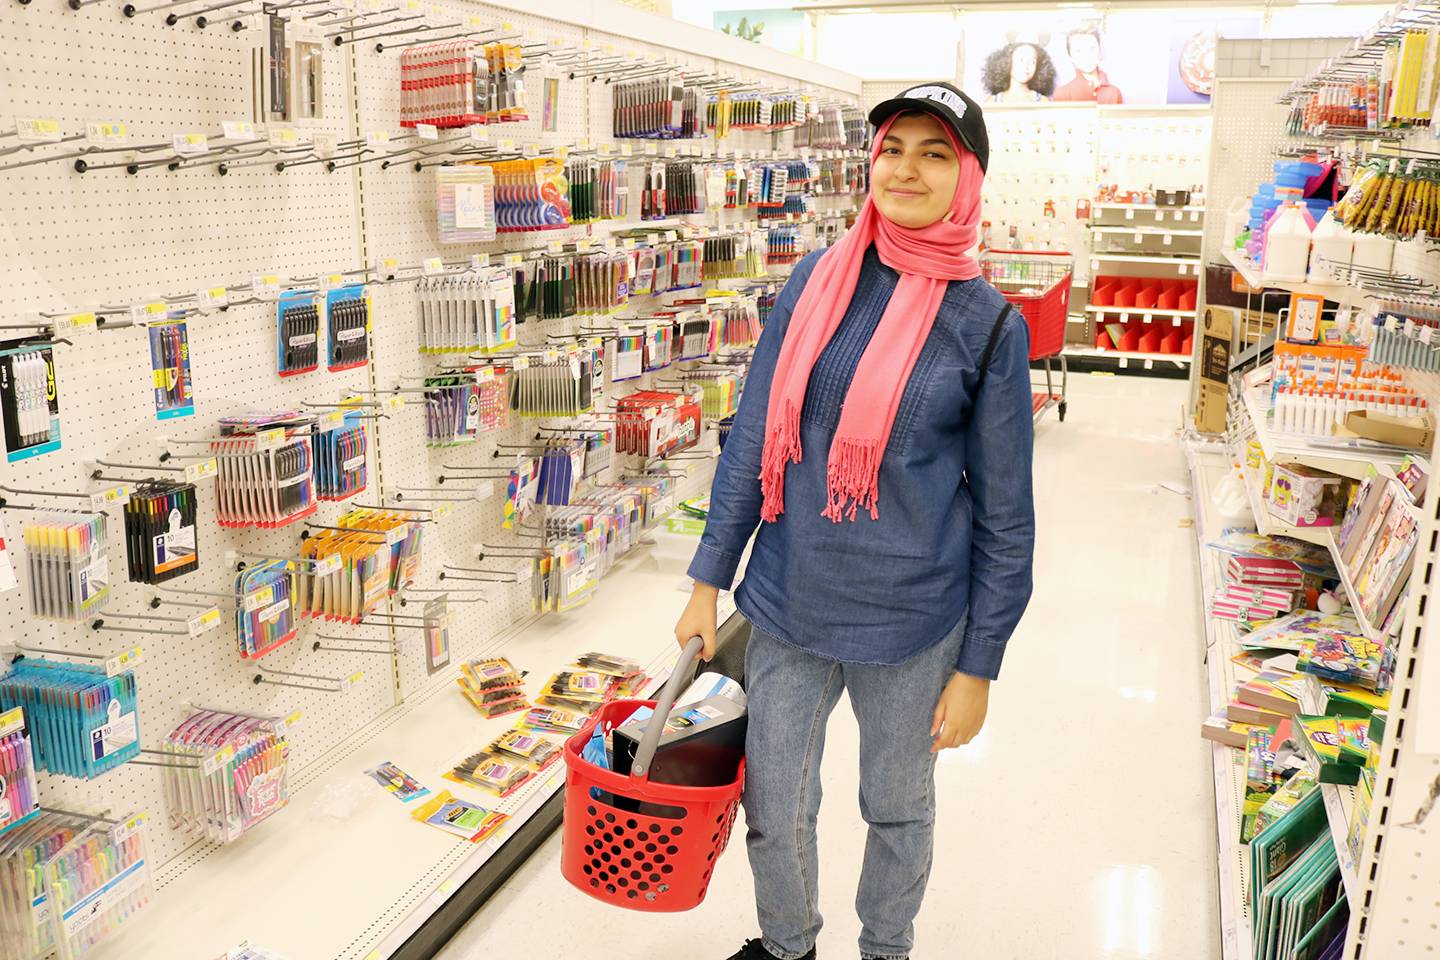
top-left (687, 245), bottom-right (1035, 680)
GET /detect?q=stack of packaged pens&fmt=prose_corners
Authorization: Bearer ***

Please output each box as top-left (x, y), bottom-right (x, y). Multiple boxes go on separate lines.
top-left (565, 156), bottom-right (625, 223)
top-left (315, 413), bottom-right (367, 502)
top-left (417, 269), bottom-right (517, 354)
top-left (0, 809), bottom-right (93, 960)
top-left (660, 160), bottom-right (708, 215)
top-left (399, 39), bottom-right (528, 128)
top-left (211, 414), bottom-right (318, 528)
top-left (423, 375), bottom-right (482, 447)
top-left (158, 710), bottom-right (291, 843)
top-left (0, 708), bottom-right (39, 839)
top-left (644, 321), bottom-right (675, 372)
top-left (436, 166), bottom-right (497, 244)
top-left (575, 251), bottom-right (632, 316)
top-left (298, 507), bottom-right (423, 619)
top-left (0, 340), bottom-right (61, 463)
top-left (653, 239), bottom-right (704, 292)
top-left (0, 659), bottom-right (140, 779)
top-left (234, 560), bottom-right (297, 659)
top-left (513, 255), bottom-right (574, 322)
top-left (709, 295), bottom-right (764, 349)
top-left (615, 390), bottom-right (702, 460)
top-left (487, 157), bottom-right (571, 232)
top-left (612, 74), bottom-right (707, 139)
top-left (508, 354), bottom-right (595, 417)
top-left (123, 481), bottom-right (199, 584)
top-left (42, 812), bottom-right (152, 960)
top-left (325, 285), bottom-right (370, 373)
top-left (456, 657), bottom-right (527, 718)
top-left (276, 293), bottom-right (321, 377)
top-left (23, 513), bottom-right (110, 622)
top-left (767, 225), bottom-right (803, 266)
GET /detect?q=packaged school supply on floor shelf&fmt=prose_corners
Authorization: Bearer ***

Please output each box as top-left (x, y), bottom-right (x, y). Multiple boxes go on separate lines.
top-left (0, 659), bottom-right (140, 779)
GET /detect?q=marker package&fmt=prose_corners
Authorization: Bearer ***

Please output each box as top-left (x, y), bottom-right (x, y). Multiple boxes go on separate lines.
top-left (0, 708), bottom-right (40, 839)
top-left (0, 809), bottom-right (93, 960)
top-left (0, 658), bottom-right (140, 779)
top-left (158, 710), bottom-right (291, 843)
top-left (326, 285), bottom-right (370, 373)
top-left (445, 749), bottom-right (533, 796)
top-left (212, 414), bottom-right (317, 528)
top-left (234, 560), bottom-right (296, 658)
top-left (147, 320), bottom-right (194, 420)
top-left (575, 251), bottom-right (631, 317)
top-left (42, 812), bottom-right (152, 960)
top-left (276, 293), bottom-right (321, 377)
top-left (23, 513), bottom-right (109, 622)
top-left (123, 481), bottom-right (199, 584)
top-left (314, 412), bottom-right (367, 501)
top-left (0, 341), bottom-right (60, 464)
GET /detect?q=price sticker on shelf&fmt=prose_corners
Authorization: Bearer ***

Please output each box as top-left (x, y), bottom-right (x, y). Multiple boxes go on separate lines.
top-left (221, 120), bottom-right (257, 142)
top-left (522, 142), bottom-right (540, 158)
top-left (644, 143), bottom-right (659, 156)
top-left (498, 138), bottom-right (515, 152)
top-left (470, 253), bottom-right (490, 270)
top-left (664, 231), bottom-right (678, 242)
top-left (313, 554), bottom-right (343, 578)
top-left (576, 237), bottom-right (594, 252)
top-left (622, 237), bottom-right (637, 250)
top-left (512, 355), bottom-right (530, 370)
top-left (373, 256), bottom-right (399, 279)
top-left (1162, 234), bottom-right (1173, 246)
top-left (422, 257), bottom-right (445, 276)
top-left (1124, 208), bottom-right (1135, 221)
top-left (504, 253), bottom-right (524, 268)
top-left (319, 273), bottom-right (345, 292)
top-left (1132, 231), bottom-right (1142, 244)
top-left (274, 710), bottom-right (303, 735)
top-left (187, 608), bottom-right (222, 638)
top-left (265, 125), bottom-right (300, 149)
top-left (15, 117), bottom-right (61, 143)
top-left (602, 237), bottom-right (616, 253)
top-left (598, 142), bottom-right (614, 157)
top-left (473, 480), bottom-right (495, 502)
top-left (342, 671), bottom-right (365, 690)
top-left (416, 123), bottom-right (439, 141)
top-left (1190, 210), bottom-right (1200, 223)
top-left (129, 300), bottom-right (168, 325)
top-left (88, 483), bottom-right (131, 511)
top-left (313, 133), bottom-right (338, 159)
top-left (252, 275), bottom-right (282, 300)
top-left (468, 125), bottom-right (489, 144)
top-left (547, 239), bottom-right (565, 255)
top-left (500, 20), bottom-right (514, 30)
top-left (196, 285), bottom-right (229, 313)
top-left (619, 143), bottom-right (632, 157)
top-left (385, 523), bottom-right (410, 546)
top-left (367, 130), bottom-right (391, 149)
top-left (543, 348), bottom-right (560, 363)
top-left (474, 366), bottom-right (495, 383)
top-left (54, 312), bottom-right (97, 336)
top-left (85, 121), bottom-right (128, 147)
top-left (663, 145), bottom-right (678, 158)
top-left (184, 457), bottom-right (219, 483)
top-left (384, 394), bottom-right (406, 411)
top-left (255, 427), bottom-right (285, 451)
top-left (104, 646), bottom-right (144, 677)
top-left (318, 410), bottom-right (345, 433)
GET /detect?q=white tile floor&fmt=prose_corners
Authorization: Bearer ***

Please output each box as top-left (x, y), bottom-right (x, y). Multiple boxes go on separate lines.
top-left (436, 372), bottom-right (1219, 960)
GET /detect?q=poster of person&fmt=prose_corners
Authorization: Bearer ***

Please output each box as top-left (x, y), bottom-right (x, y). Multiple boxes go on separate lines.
top-left (980, 35), bottom-right (1058, 104)
top-left (1052, 25), bottom-right (1123, 103)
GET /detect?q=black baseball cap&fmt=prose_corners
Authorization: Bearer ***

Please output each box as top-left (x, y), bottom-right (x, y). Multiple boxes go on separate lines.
top-left (868, 81), bottom-right (989, 173)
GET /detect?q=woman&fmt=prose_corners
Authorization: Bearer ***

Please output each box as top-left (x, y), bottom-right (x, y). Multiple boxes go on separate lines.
top-left (674, 82), bottom-right (1035, 960)
top-left (982, 41), bottom-right (1057, 103)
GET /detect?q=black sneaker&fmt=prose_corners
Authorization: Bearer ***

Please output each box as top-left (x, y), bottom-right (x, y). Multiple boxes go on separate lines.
top-left (726, 939), bottom-right (817, 960)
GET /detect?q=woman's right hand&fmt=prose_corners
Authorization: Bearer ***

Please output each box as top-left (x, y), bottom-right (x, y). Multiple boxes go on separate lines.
top-left (675, 582), bottom-right (720, 661)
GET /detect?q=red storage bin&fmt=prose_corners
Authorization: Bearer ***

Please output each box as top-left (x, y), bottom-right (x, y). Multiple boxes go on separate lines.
top-left (1096, 328), bottom-right (1114, 350)
top-left (1135, 285), bottom-right (1158, 309)
top-left (1139, 327), bottom-right (1163, 352)
top-left (1162, 329), bottom-right (1185, 354)
top-left (1179, 286), bottom-right (1197, 311)
top-left (1119, 325), bottom-right (1141, 352)
top-left (1091, 282), bottom-right (1114, 307)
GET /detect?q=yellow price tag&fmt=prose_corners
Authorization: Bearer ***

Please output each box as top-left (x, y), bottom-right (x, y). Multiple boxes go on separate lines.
top-left (85, 121), bottom-right (128, 146)
top-left (254, 427), bottom-right (285, 451)
top-left (504, 253), bottom-right (524, 267)
top-left (344, 671), bottom-right (365, 689)
top-left (384, 394), bottom-right (406, 410)
top-left (56, 312), bottom-right (97, 335)
top-left (423, 257), bottom-right (444, 276)
top-left (184, 457), bottom-right (219, 483)
top-left (130, 300), bottom-right (168, 324)
top-left (16, 118), bottom-right (61, 143)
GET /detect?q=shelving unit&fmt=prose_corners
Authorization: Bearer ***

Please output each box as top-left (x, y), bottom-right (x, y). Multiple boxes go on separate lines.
top-left (1063, 347), bottom-right (1190, 369)
top-left (1241, 387), bottom-right (1409, 480)
top-left (1089, 252), bottom-right (1203, 267)
top-left (1091, 226), bottom-right (1205, 238)
top-left (1084, 304), bottom-right (1198, 320)
top-left (1222, 246), bottom-right (1350, 300)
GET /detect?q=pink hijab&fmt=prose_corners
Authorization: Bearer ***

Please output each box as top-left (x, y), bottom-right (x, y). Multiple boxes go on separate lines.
top-left (758, 113), bottom-right (985, 523)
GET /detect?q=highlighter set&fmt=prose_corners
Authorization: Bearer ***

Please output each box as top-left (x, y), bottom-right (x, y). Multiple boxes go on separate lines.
top-left (0, 659), bottom-right (140, 780)
top-left (22, 514), bottom-right (109, 622)
top-left (158, 710), bottom-right (291, 844)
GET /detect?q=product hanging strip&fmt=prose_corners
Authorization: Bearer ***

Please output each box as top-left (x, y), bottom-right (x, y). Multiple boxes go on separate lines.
top-left (418, 269), bottom-right (516, 354)
top-left (399, 39), bottom-right (529, 128)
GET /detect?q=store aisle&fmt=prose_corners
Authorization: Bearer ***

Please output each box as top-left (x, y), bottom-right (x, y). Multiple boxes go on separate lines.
top-left (437, 373), bottom-right (1217, 960)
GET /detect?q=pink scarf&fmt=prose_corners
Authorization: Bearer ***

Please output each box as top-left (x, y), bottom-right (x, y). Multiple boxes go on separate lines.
top-left (759, 115), bottom-right (985, 524)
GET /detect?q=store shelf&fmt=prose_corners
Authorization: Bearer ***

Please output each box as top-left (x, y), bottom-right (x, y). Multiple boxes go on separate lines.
top-left (1296, 679), bottom-right (1361, 906)
top-left (1090, 225), bottom-right (1204, 237)
top-left (1089, 252), bottom-right (1202, 269)
top-left (1241, 387), bottom-right (1410, 480)
top-left (1085, 304), bottom-right (1198, 319)
top-left (1064, 347), bottom-right (1190, 368)
top-left (1094, 202), bottom-right (1206, 213)
top-left (101, 524), bottom-right (731, 960)
top-left (1222, 247), bottom-right (1351, 300)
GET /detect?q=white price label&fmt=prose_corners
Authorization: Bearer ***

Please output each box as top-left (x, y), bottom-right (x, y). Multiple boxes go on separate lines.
top-left (385, 523), bottom-right (409, 545)
top-left (576, 237), bottom-right (594, 252)
top-left (622, 238), bottom-right (636, 250)
top-left (197, 286), bottom-right (229, 313)
top-left (475, 366), bottom-right (495, 383)
top-left (1190, 210), bottom-right (1200, 222)
top-left (268, 126), bottom-right (299, 148)
top-left (252, 275), bottom-right (282, 300)
top-left (342, 671), bottom-right (365, 690)
top-left (663, 145), bottom-right (678, 158)
top-left (547, 239), bottom-right (564, 255)
top-left (222, 120), bottom-right (257, 142)
top-left (320, 273), bottom-right (345, 292)
top-left (54, 312), bottom-right (97, 335)
top-left (172, 133), bottom-right (210, 156)
top-left (620, 143), bottom-right (633, 157)
top-left (664, 231), bottom-right (678, 242)
top-left (1133, 231), bottom-right (1142, 243)
top-left (469, 253), bottom-right (490, 270)
top-left (313, 554), bottom-right (342, 577)
top-left (85, 121), bottom-right (128, 147)
top-left (474, 480), bottom-right (495, 502)
top-left (543, 348), bottom-right (560, 362)
top-left (16, 117), bottom-right (61, 143)
top-left (1163, 234), bottom-right (1173, 246)
top-left (469, 125), bottom-right (489, 143)
top-left (1125, 208), bottom-right (1135, 220)
top-left (130, 300), bottom-right (168, 325)
top-left (512, 355), bottom-right (530, 370)
top-left (89, 484), bottom-right (131, 511)
top-left (313, 133), bottom-right (338, 159)
top-left (318, 410), bottom-right (345, 433)
top-left (274, 710), bottom-right (303, 735)
top-left (522, 142), bottom-right (540, 158)
top-left (644, 143), bottom-right (658, 156)
top-left (254, 427), bottom-right (285, 451)
top-left (202, 745), bottom-right (236, 777)
top-left (504, 253), bottom-right (524, 268)
top-left (366, 130), bottom-right (391, 149)
top-left (187, 608), bottom-right (222, 637)
top-left (498, 138), bottom-right (515, 152)
top-left (416, 123), bottom-right (439, 141)
top-left (104, 645), bottom-right (143, 677)
top-left (599, 143), bottom-right (614, 156)
top-left (374, 256), bottom-right (398, 279)
top-left (515, 565), bottom-right (533, 584)
top-left (423, 257), bottom-right (445, 276)
top-left (183, 457), bottom-right (219, 483)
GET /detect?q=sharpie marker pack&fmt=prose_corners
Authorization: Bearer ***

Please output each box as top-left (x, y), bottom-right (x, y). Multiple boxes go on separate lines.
top-left (326, 285), bottom-right (370, 372)
top-left (147, 319), bottom-right (195, 420)
top-left (0, 658), bottom-right (140, 779)
top-left (123, 481), bottom-right (199, 584)
top-left (276, 293), bottom-right (321, 376)
top-left (0, 340), bottom-right (60, 464)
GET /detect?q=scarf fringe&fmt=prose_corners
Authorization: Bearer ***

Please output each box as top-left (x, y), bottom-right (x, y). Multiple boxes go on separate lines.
top-left (759, 400), bottom-right (802, 523)
top-left (820, 436), bottom-right (883, 523)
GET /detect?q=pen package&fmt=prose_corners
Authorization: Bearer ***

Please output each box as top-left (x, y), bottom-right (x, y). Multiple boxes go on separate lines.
top-left (159, 711), bottom-right (291, 843)
top-left (508, 355), bottom-right (594, 418)
top-left (423, 376), bottom-right (480, 446)
top-left (502, 455), bottom-right (540, 530)
top-left (23, 513), bottom-right (109, 622)
top-left (488, 157), bottom-right (571, 232)
top-left (314, 412), bottom-right (367, 502)
top-left (234, 560), bottom-right (297, 659)
top-left (0, 658), bottom-right (139, 779)
top-left (0, 810), bottom-right (92, 960)
top-left (487, 729), bottom-right (560, 771)
top-left (326, 285), bottom-right (370, 373)
top-left (417, 271), bottom-right (515, 354)
top-left (276, 293), bottom-right (321, 377)
top-left (411, 790), bottom-right (509, 843)
top-left (0, 341), bottom-right (60, 464)
top-left (436, 165), bottom-right (497, 244)
top-left (518, 705), bottom-right (587, 736)
top-left (147, 319), bottom-right (194, 420)
top-left (0, 708), bottom-right (39, 839)
top-left (42, 812), bottom-right (152, 960)
top-left (123, 481), bottom-right (199, 584)
top-left (212, 414), bottom-right (318, 528)
top-left (445, 749), bottom-right (533, 796)
top-left (295, 507), bottom-right (422, 621)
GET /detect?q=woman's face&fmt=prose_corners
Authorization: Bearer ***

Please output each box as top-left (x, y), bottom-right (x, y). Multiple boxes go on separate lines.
top-left (870, 113), bottom-right (960, 230)
top-left (1010, 44), bottom-right (1038, 86)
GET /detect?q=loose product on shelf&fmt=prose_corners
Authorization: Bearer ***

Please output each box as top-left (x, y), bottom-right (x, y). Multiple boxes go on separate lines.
top-left (0, 809), bottom-right (94, 960)
top-left (0, 708), bottom-right (38, 838)
top-left (612, 74), bottom-right (707, 139)
top-left (326, 285), bottom-right (370, 372)
top-left (518, 706), bottom-right (587, 736)
top-left (418, 270), bottom-right (516, 354)
top-left (42, 812), bottom-right (152, 960)
top-left (436, 165), bottom-right (497, 244)
top-left (146, 319), bottom-right (194, 420)
top-left (235, 560), bottom-right (296, 659)
top-left (297, 508), bottom-right (422, 622)
top-left (23, 513), bottom-right (109, 622)
top-left (0, 340), bottom-right (60, 463)
top-left (410, 791), bottom-right (508, 842)
top-left (158, 710), bottom-right (291, 843)
top-left (276, 293), bottom-right (321, 377)
top-left (367, 761), bottom-right (429, 802)
top-left (457, 657), bottom-right (527, 717)
top-left (446, 748), bottom-right (533, 796)
top-left (1339, 473), bottom-right (1419, 631)
top-left (0, 659), bottom-right (139, 779)
top-left (211, 414), bottom-right (318, 528)
top-left (399, 39), bottom-right (527, 128)
top-left (123, 480), bottom-right (199, 584)
top-left (487, 729), bottom-right (561, 770)
top-left (487, 157), bottom-right (570, 232)
top-left (1334, 161), bottom-right (1440, 241)
top-left (315, 412), bottom-right (367, 501)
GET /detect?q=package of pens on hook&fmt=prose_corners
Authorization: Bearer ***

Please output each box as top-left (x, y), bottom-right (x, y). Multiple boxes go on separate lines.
top-left (42, 810), bottom-right (153, 960)
top-left (325, 284), bottom-right (370, 373)
top-left (123, 481), bottom-right (199, 585)
top-left (489, 157), bottom-right (571, 232)
top-left (314, 410), bottom-right (367, 502)
top-left (0, 658), bottom-right (140, 779)
top-left (146, 318), bottom-right (194, 420)
top-left (211, 414), bottom-right (318, 528)
top-left (159, 710), bottom-right (291, 843)
top-left (0, 708), bottom-right (40, 840)
top-left (0, 339), bottom-right (60, 464)
top-left (0, 809), bottom-right (99, 960)
top-left (417, 270), bottom-right (515, 354)
top-left (436, 165), bottom-right (497, 244)
top-left (23, 512), bottom-right (110, 622)
top-left (276, 292), bottom-right (321, 377)
top-left (296, 508), bottom-right (422, 622)
top-left (234, 560), bottom-right (297, 659)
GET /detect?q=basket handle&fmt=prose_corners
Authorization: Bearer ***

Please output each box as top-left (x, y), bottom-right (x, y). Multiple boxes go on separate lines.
top-left (630, 635), bottom-right (704, 779)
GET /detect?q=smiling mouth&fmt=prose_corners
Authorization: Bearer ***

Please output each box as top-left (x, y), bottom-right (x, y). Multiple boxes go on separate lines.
top-left (887, 189), bottom-right (925, 198)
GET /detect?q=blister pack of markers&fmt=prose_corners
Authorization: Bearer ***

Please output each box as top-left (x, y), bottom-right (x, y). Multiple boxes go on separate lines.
top-left (123, 481), bottom-right (199, 584)
top-left (23, 513), bottom-right (109, 622)
top-left (211, 414), bottom-right (318, 528)
top-left (314, 412), bottom-right (367, 501)
top-left (0, 658), bottom-right (140, 779)
top-left (158, 710), bottom-right (292, 844)
top-left (234, 560), bottom-right (297, 659)
top-left (42, 811), bottom-right (152, 960)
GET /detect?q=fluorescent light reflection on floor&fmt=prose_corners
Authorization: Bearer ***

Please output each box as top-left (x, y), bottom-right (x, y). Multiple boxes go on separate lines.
top-left (1100, 864), bottom-right (1159, 957)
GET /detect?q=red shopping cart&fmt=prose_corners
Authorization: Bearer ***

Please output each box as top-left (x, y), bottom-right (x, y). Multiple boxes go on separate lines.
top-left (561, 638), bottom-right (744, 912)
top-left (979, 249), bottom-right (1071, 424)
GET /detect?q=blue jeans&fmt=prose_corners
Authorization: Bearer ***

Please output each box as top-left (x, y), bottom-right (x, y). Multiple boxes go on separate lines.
top-left (742, 619), bottom-right (966, 960)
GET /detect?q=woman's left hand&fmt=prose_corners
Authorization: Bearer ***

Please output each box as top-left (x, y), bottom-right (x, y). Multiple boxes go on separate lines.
top-left (930, 672), bottom-right (990, 752)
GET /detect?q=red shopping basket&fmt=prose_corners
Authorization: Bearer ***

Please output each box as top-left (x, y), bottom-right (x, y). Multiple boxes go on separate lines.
top-left (561, 638), bottom-right (744, 911)
top-left (978, 249), bottom-right (1072, 361)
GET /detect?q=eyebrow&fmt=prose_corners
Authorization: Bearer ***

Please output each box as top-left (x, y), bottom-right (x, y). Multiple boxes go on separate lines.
top-left (882, 135), bottom-right (952, 148)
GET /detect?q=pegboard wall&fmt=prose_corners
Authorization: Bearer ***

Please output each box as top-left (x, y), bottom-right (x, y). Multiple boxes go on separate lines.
top-left (0, 0), bottom-right (859, 882)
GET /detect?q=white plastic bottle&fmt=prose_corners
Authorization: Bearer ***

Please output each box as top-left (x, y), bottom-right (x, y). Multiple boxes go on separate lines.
top-left (1351, 229), bottom-right (1395, 273)
top-left (1309, 210), bottom-right (1353, 281)
top-left (1263, 203), bottom-right (1313, 283)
